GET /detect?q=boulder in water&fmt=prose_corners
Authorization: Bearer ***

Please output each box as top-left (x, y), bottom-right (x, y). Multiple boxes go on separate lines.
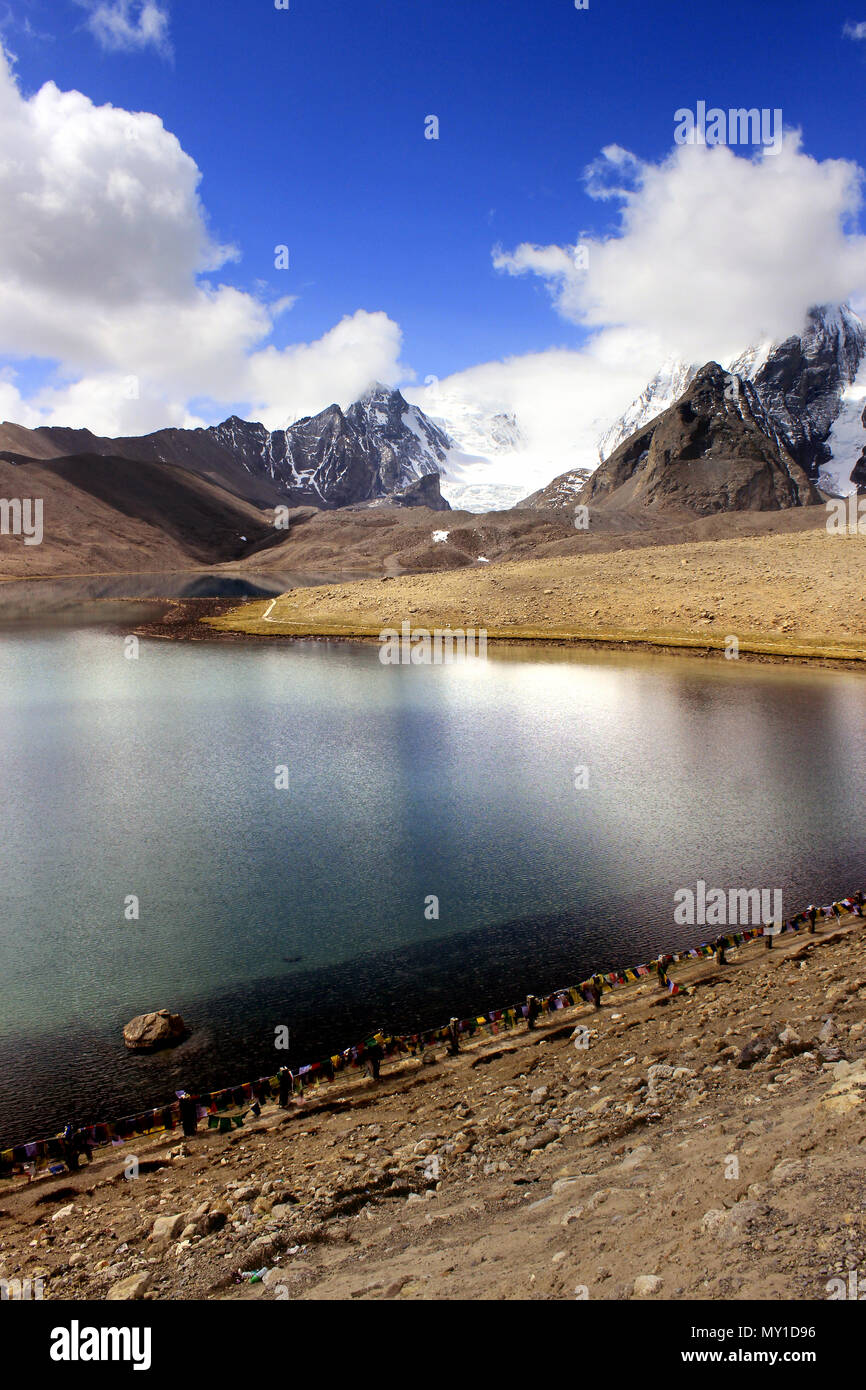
top-left (123, 1009), bottom-right (187, 1052)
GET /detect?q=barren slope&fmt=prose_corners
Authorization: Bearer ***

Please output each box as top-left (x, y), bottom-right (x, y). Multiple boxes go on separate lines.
top-left (2, 914), bottom-right (865, 1302)
top-left (207, 528), bottom-right (866, 663)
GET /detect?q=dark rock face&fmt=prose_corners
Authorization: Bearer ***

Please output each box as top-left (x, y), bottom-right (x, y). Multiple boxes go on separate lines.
top-left (345, 387), bottom-right (451, 489)
top-left (577, 363), bottom-right (819, 516)
top-left (275, 388), bottom-right (451, 509)
top-left (525, 308), bottom-right (865, 515)
top-left (349, 471), bottom-right (451, 510)
top-left (590, 305), bottom-right (866, 498)
top-left (6, 385), bottom-right (452, 512)
top-left (748, 305), bottom-right (865, 479)
top-left (395, 473), bottom-right (449, 508)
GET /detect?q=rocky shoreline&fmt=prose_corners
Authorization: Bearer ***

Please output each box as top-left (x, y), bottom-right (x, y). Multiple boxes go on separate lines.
top-left (3, 910), bottom-right (865, 1301)
top-left (127, 529), bottom-right (866, 669)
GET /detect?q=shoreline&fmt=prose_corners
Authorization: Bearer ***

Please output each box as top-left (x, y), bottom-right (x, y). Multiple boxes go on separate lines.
top-left (133, 525), bottom-right (866, 670)
top-left (128, 596), bottom-right (866, 670)
top-left (3, 890), bottom-right (857, 1180)
top-left (1, 904), bottom-right (864, 1301)
top-left (6, 521), bottom-right (866, 672)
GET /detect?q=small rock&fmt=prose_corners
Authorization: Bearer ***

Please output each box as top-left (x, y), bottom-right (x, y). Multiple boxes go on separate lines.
top-left (519, 1126), bottom-right (561, 1153)
top-left (701, 1208), bottom-right (728, 1235)
top-left (821, 1060), bottom-right (866, 1115)
top-left (151, 1215), bottom-right (184, 1241)
top-left (269, 1202), bottom-right (299, 1222)
top-left (737, 1037), bottom-right (772, 1068)
top-left (620, 1145), bottom-right (653, 1171)
top-left (771, 1159), bottom-right (804, 1183)
top-left (123, 1009), bottom-right (187, 1052)
top-left (633, 1274), bottom-right (663, 1298)
top-left (646, 1064), bottom-right (676, 1101)
top-left (246, 1234), bottom-right (279, 1262)
top-left (106, 1272), bottom-right (152, 1301)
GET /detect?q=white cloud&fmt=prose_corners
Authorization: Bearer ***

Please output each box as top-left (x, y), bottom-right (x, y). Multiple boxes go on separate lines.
top-left (0, 371), bottom-right (38, 428)
top-left (493, 241), bottom-right (588, 323)
top-left (494, 136), bottom-right (866, 367)
top-left (246, 311), bottom-right (406, 433)
top-left (0, 47), bottom-right (405, 436)
top-left (407, 336), bottom-right (664, 498)
top-left (75, 1), bottom-right (171, 56)
top-left (4, 43), bottom-right (866, 508)
top-left (411, 137), bottom-right (866, 498)
top-left (843, 21), bottom-right (866, 41)
top-left (583, 144), bottom-right (644, 201)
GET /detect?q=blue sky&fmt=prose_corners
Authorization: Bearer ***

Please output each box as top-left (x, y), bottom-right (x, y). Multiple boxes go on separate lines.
top-left (1, 0), bottom-right (866, 479)
top-left (4, 0), bottom-right (865, 380)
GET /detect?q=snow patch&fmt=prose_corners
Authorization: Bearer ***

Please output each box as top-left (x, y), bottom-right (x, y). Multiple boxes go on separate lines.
top-left (818, 358), bottom-right (866, 496)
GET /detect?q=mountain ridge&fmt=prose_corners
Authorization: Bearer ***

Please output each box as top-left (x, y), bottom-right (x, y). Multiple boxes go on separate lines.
top-left (523, 306), bottom-right (866, 513)
top-left (0, 384), bottom-right (452, 513)
top-left (527, 361), bottom-right (820, 516)
top-left (597, 305), bottom-right (866, 492)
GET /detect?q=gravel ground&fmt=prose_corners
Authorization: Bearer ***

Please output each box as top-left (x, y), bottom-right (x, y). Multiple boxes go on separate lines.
top-left (3, 914), bottom-right (866, 1302)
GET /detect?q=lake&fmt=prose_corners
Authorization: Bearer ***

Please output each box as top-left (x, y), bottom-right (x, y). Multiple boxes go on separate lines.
top-left (0, 619), bottom-right (864, 1146)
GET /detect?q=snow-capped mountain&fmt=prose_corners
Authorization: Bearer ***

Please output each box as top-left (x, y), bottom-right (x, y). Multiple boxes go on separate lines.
top-left (404, 386), bottom-right (597, 512)
top-left (826, 372), bottom-right (866, 495)
top-left (402, 389), bottom-right (530, 511)
top-left (570, 361), bottom-right (819, 515)
top-left (343, 385), bottom-right (451, 489)
top-left (1, 384), bottom-right (452, 511)
top-left (267, 384), bottom-right (451, 507)
top-left (430, 399), bottom-right (523, 459)
top-left (410, 305), bottom-right (866, 514)
top-left (11, 307), bottom-right (863, 521)
top-left (597, 357), bottom-right (699, 462)
top-left (748, 305), bottom-right (865, 495)
top-left (597, 305), bottom-right (866, 495)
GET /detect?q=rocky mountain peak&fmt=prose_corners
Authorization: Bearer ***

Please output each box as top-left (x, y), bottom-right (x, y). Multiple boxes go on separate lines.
top-left (597, 304), bottom-right (866, 494)
top-left (0, 386), bottom-right (453, 512)
top-left (572, 355), bottom-right (819, 516)
top-left (748, 305), bottom-right (866, 483)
